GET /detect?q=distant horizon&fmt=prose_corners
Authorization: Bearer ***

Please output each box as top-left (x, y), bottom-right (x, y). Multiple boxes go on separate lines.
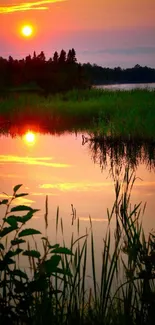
top-left (1, 48), bottom-right (155, 70)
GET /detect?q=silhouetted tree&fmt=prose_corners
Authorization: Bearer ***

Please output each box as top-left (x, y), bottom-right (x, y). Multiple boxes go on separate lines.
top-left (33, 51), bottom-right (37, 60)
top-left (59, 49), bottom-right (66, 64)
top-left (25, 55), bottom-right (32, 63)
top-left (37, 51), bottom-right (46, 62)
top-left (67, 48), bottom-right (77, 64)
top-left (53, 51), bottom-right (59, 64)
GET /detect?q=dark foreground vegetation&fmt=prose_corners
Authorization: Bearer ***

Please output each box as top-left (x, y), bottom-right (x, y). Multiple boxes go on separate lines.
top-left (0, 88), bottom-right (155, 139)
top-left (0, 169), bottom-right (155, 325)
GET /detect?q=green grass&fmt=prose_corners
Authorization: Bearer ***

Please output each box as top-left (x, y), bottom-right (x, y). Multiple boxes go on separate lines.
top-left (0, 88), bottom-right (155, 138)
top-left (0, 168), bottom-right (155, 325)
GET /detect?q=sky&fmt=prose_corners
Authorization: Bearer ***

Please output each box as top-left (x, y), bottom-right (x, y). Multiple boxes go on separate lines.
top-left (0, 0), bottom-right (155, 68)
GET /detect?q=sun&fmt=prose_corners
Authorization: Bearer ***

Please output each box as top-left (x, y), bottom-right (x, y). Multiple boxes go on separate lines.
top-left (21, 25), bottom-right (33, 37)
top-left (24, 131), bottom-right (36, 145)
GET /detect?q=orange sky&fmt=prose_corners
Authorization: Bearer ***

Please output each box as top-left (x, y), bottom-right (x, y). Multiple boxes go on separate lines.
top-left (0, 0), bottom-right (155, 67)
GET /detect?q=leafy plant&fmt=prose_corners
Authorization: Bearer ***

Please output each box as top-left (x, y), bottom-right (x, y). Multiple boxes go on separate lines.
top-left (0, 184), bottom-right (73, 324)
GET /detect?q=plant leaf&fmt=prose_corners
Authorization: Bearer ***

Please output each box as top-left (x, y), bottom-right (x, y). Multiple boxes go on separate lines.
top-left (51, 247), bottom-right (73, 255)
top-left (0, 199), bottom-right (9, 205)
top-left (0, 258), bottom-right (15, 270)
top-left (0, 226), bottom-right (17, 238)
top-left (23, 250), bottom-right (41, 258)
top-left (11, 238), bottom-right (26, 246)
top-left (18, 228), bottom-right (41, 237)
top-left (44, 255), bottom-right (61, 274)
top-left (10, 205), bottom-right (33, 212)
top-left (15, 193), bottom-right (28, 198)
top-left (4, 216), bottom-right (18, 228)
top-left (6, 248), bottom-right (23, 258)
top-left (22, 211), bottom-right (39, 223)
top-left (6, 215), bottom-right (23, 223)
top-left (11, 269), bottom-right (28, 280)
top-left (48, 244), bottom-right (60, 249)
top-left (13, 184), bottom-right (23, 193)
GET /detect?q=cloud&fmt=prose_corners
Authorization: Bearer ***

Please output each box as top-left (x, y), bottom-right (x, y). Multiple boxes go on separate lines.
top-left (0, 173), bottom-right (22, 178)
top-left (81, 47), bottom-right (155, 57)
top-left (0, 193), bottom-right (34, 205)
top-left (39, 182), bottom-right (112, 192)
top-left (0, 0), bottom-right (65, 14)
top-left (32, 192), bottom-right (59, 196)
top-left (0, 155), bottom-right (71, 168)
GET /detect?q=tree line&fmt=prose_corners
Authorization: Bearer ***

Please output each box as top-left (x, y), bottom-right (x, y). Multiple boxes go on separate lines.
top-left (0, 48), bottom-right (155, 94)
top-left (0, 49), bottom-right (89, 93)
top-left (83, 63), bottom-right (155, 85)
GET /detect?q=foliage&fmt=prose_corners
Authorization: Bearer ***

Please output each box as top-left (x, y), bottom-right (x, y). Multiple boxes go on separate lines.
top-left (0, 184), bottom-right (73, 324)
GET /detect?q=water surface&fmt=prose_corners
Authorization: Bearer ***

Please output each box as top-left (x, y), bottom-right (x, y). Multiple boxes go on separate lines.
top-left (0, 131), bottom-right (155, 280)
top-left (0, 131), bottom-right (155, 232)
top-left (95, 82), bottom-right (155, 90)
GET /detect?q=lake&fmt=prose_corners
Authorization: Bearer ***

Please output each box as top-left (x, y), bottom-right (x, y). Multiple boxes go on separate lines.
top-left (95, 82), bottom-right (155, 90)
top-left (0, 130), bottom-right (155, 277)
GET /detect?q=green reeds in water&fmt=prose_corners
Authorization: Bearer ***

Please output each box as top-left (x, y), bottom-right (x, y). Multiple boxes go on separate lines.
top-left (1, 88), bottom-right (155, 138)
top-left (0, 168), bottom-right (155, 325)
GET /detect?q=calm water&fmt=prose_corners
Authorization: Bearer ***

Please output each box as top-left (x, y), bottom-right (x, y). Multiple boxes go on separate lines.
top-left (0, 131), bottom-right (155, 278)
top-left (95, 82), bottom-right (155, 90)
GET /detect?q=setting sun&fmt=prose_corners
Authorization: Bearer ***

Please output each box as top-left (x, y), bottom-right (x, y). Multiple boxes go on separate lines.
top-left (21, 25), bottom-right (33, 37)
top-left (24, 131), bottom-right (36, 145)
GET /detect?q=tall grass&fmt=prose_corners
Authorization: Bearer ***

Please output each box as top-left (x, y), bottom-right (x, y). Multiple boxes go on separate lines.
top-left (0, 168), bottom-right (155, 324)
top-left (0, 88), bottom-right (155, 138)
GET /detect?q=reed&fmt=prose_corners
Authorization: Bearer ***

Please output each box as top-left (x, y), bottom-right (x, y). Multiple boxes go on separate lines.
top-left (0, 167), bottom-right (155, 324)
top-left (0, 88), bottom-right (155, 138)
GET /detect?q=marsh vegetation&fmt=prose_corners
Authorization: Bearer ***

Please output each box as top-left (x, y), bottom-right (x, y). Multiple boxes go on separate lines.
top-left (0, 88), bottom-right (155, 139)
top-left (0, 168), bottom-right (155, 325)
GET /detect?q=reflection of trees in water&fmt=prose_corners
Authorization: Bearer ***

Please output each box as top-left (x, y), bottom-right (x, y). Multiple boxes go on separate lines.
top-left (82, 135), bottom-right (155, 171)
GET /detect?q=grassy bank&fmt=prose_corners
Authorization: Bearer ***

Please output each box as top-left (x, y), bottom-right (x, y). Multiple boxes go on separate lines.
top-left (0, 88), bottom-right (155, 138)
top-left (0, 169), bottom-right (155, 325)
